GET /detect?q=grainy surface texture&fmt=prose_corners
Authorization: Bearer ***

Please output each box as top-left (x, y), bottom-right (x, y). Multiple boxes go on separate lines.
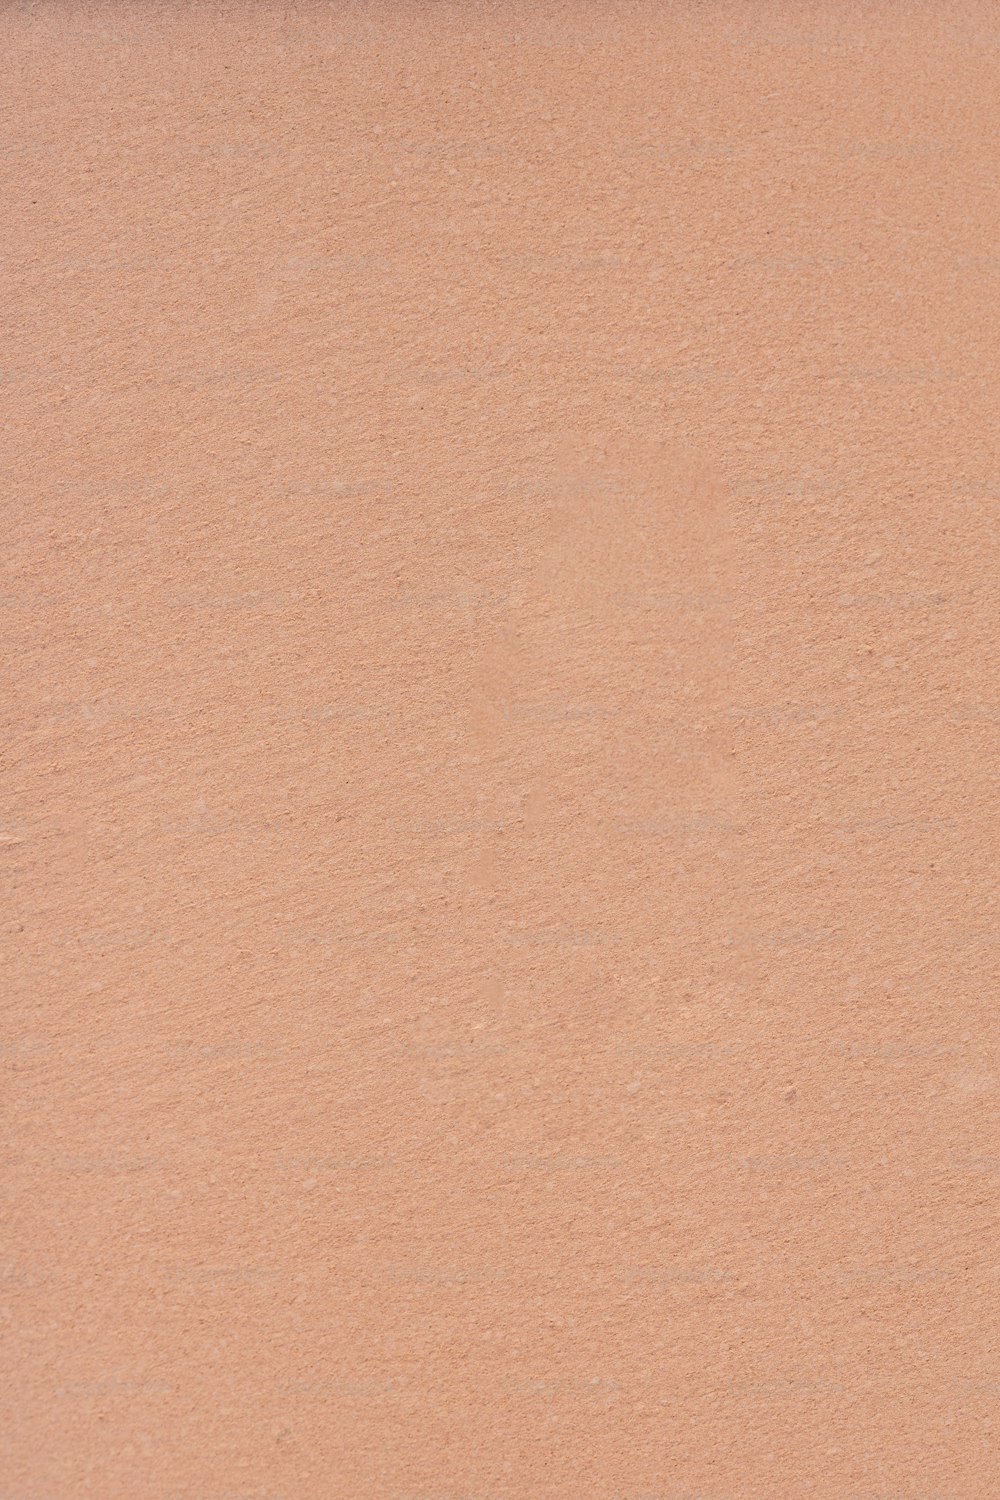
top-left (3, 3), bottom-right (999, 1497)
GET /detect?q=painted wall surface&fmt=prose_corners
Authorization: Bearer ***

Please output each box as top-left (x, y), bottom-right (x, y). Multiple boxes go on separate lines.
top-left (3, 4), bottom-right (998, 1497)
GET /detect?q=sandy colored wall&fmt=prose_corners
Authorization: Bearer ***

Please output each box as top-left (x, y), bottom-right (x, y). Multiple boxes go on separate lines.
top-left (3, 3), bottom-right (999, 1496)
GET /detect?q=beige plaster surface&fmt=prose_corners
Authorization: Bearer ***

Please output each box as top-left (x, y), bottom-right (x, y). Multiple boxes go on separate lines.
top-left (2, 4), bottom-right (999, 1497)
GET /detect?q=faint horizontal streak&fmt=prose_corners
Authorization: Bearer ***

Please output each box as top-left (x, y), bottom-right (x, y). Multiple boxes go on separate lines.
top-left (391, 141), bottom-right (506, 161)
top-left (498, 28), bottom-right (623, 46)
top-left (615, 139), bottom-right (962, 162)
top-left (0, 365), bottom-right (62, 383)
top-left (613, 590), bottom-right (731, 610)
top-left (725, 253), bottom-right (853, 273)
top-left (505, 474), bottom-right (627, 500)
top-left (502, 928), bottom-right (616, 948)
top-left (50, 1378), bottom-right (173, 1397)
top-left (398, 363), bottom-right (507, 386)
top-left (728, 704), bottom-right (837, 725)
top-left (610, 1490), bottom-right (732, 1500)
top-left (283, 928), bottom-right (410, 949)
top-left (948, 27), bottom-right (1000, 46)
top-left (157, 367), bottom-right (284, 386)
top-left (505, 1154), bottom-right (622, 1173)
top-left (614, 815), bottom-right (735, 836)
top-left (276, 1154), bottom-right (399, 1174)
top-left (618, 1266), bottom-right (730, 1284)
top-left (613, 141), bottom-right (742, 162)
top-left (838, 1266), bottom-right (958, 1285)
top-left (389, 587), bottom-right (512, 612)
top-left (391, 1492), bottom-right (508, 1500)
top-left (169, 590), bottom-right (291, 610)
top-left (269, 704), bottom-right (398, 724)
top-left (821, 363), bottom-right (958, 384)
top-left (290, 479), bottom-right (391, 498)
top-left (727, 478), bottom-right (840, 500)
top-left (834, 1042), bottom-right (967, 1059)
top-left (13, 22), bottom-right (150, 44)
top-left (954, 254), bottom-right (1000, 272)
top-left (952, 702), bottom-right (1000, 723)
top-left (501, 702), bottom-right (612, 724)
top-left (501, 251), bottom-right (623, 272)
top-left (74, 928), bottom-right (156, 951)
top-left (165, 1265), bottom-right (282, 1284)
top-left (738, 1154), bottom-right (843, 1173)
top-left (509, 1375), bottom-right (621, 1395)
top-left (837, 591), bottom-right (953, 609)
top-left (291, 1374), bottom-right (415, 1397)
top-left (182, 141), bottom-right (290, 160)
top-left (610, 364), bottom-right (732, 384)
top-left (384, 1039), bottom-right (509, 1061)
top-left (835, 817), bottom-right (957, 834)
top-left (615, 1041), bottom-right (744, 1060)
top-left (19, 701), bottom-right (165, 728)
top-left (728, 927), bottom-right (845, 949)
top-left (53, 1155), bottom-right (168, 1174)
top-left (284, 254), bottom-right (397, 275)
top-left (419, 818), bottom-right (502, 836)
top-left (385, 1265), bottom-right (508, 1286)
top-left (725, 28), bottom-right (847, 49)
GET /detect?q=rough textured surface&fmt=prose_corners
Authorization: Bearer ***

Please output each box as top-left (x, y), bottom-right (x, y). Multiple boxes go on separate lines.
top-left (3, 3), bottom-right (999, 1496)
